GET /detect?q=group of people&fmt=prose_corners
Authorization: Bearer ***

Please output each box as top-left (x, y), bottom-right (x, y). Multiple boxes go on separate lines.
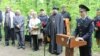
top-left (4, 7), bottom-right (25, 49)
top-left (0, 4), bottom-right (100, 56)
top-left (0, 6), bottom-right (49, 51)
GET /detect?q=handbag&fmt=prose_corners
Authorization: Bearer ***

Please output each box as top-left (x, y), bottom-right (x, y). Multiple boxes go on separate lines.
top-left (38, 32), bottom-right (43, 39)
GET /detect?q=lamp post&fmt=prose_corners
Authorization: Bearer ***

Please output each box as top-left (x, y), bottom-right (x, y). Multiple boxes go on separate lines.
top-left (43, 1), bottom-right (50, 56)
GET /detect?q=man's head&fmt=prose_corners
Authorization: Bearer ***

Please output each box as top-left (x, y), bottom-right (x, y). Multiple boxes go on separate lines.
top-left (79, 4), bottom-right (90, 17)
top-left (5, 6), bottom-right (11, 13)
top-left (52, 6), bottom-right (59, 15)
top-left (15, 10), bottom-right (21, 16)
top-left (40, 9), bottom-right (46, 15)
top-left (96, 8), bottom-right (100, 16)
top-left (61, 5), bottom-right (66, 12)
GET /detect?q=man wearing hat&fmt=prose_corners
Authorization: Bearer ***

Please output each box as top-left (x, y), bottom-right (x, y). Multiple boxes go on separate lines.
top-left (61, 5), bottom-right (71, 35)
top-left (74, 4), bottom-right (94, 56)
top-left (45, 6), bottom-right (64, 55)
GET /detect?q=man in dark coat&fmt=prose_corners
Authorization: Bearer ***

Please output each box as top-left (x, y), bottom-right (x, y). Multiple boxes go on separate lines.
top-left (46, 6), bottom-right (64, 55)
top-left (14, 10), bottom-right (25, 49)
top-left (0, 10), bottom-right (2, 41)
top-left (74, 4), bottom-right (94, 56)
top-left (61, 5), bottom-right (71, 35)
top-left (38, 9), bottom-right (49, 45)
top-left (4, 7), bottom-right (15, 46)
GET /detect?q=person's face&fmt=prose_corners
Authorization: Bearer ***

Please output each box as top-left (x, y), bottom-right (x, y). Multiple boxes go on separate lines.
top-left (52, 9), bottom-right (58, 14)
top-left (15, 10), bottom-right (21, 16)
top-left (62, 7), bottom-right (66, 12)
top-left (96, 11), bottom-right (100, 16)
top-left (15, 12), bottom-right (20, 16)
top-left (30, 11), bottom-right (34, 16)
top-left (40, 11), bottom-right (45, 15)
top-left (6, 7), bottom-right (11, 12)
top-left (79, 9), bottom-right (87, 17)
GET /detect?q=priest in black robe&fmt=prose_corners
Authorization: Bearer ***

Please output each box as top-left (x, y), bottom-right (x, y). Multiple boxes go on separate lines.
top-left (45, 6), bottom-right (64, 55)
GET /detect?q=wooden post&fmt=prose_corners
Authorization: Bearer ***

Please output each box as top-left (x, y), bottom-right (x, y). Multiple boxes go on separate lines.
top-left (65, 47), bottom-right (74, 56)
top-left (64, 19), bottom-right (70, 35)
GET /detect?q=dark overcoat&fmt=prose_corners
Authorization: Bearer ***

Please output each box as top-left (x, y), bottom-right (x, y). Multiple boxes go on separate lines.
top-left (74, 16), bottom-right (94, 56)
top-left (46, 13), bottom-right (64, 54)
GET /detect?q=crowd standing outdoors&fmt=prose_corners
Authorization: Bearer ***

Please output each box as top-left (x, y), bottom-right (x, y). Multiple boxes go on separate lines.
top-left (0, 4), bottom-right (100, 56)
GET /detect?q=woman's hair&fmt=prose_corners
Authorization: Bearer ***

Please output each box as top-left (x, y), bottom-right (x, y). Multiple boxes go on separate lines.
top-left (28, 9), bottom-right (35, 16)
top-left (31, 11), bottom-right (37, 19)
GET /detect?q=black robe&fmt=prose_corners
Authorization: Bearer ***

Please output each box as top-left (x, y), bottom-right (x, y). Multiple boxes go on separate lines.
top-left (46, 13), bottom-right (64, 54)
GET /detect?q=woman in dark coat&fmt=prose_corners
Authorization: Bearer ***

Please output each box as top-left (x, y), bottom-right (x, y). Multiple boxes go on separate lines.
top-left (94, 8), bottom-right (100, 48)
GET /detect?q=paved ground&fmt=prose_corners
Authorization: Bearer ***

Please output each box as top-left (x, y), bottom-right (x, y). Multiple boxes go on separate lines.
top-left (0, 41), bottom-right (100, 56)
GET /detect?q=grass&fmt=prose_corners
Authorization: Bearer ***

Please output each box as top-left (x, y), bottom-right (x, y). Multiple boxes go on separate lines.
top-left (92, 38), bottom-right (100, 52)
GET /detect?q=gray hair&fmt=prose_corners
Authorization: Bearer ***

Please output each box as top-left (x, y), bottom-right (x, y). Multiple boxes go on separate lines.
top-left (32, 11), bottom-right (37, 19)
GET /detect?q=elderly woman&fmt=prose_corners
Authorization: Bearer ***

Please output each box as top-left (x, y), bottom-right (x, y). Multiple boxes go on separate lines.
top-left (28, 11), bottom-right (41, 51)
top-left (13, 10), bottom-right (25, 49)
top-left (28, 9), bottom-right (35, 20)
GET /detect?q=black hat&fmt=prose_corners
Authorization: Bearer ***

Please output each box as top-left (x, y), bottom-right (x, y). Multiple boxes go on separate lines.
top-left (52, 6), bottom-right (59, 10)
top-left (79, 4), bottom-right (90, 11)
top-left (40, 9), bottom-right (44, 11)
